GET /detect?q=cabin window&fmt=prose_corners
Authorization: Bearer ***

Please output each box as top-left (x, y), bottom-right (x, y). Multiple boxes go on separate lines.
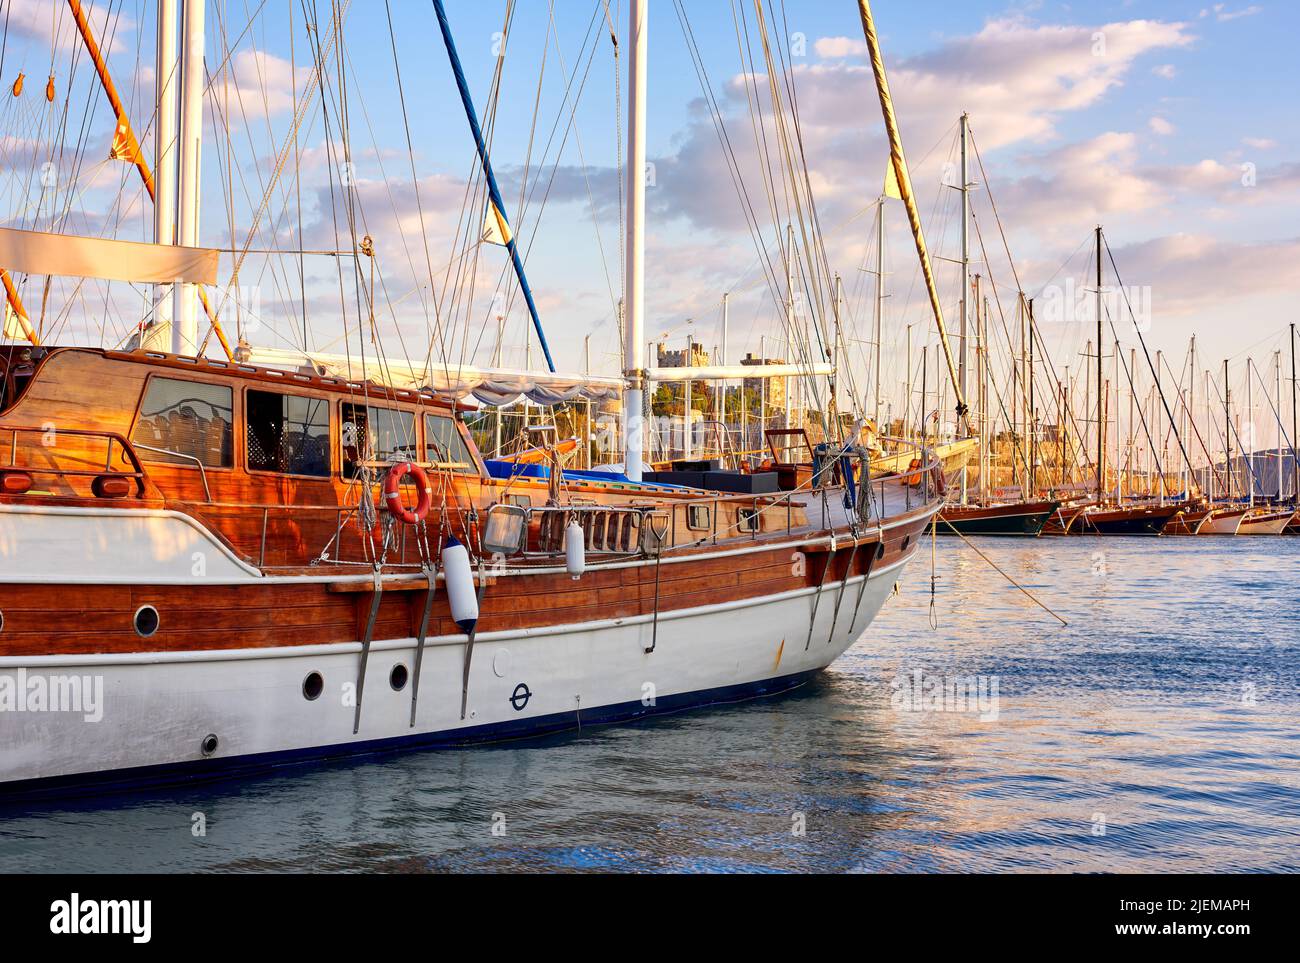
top-left (737, 507), bottom-right (760, 533)
top-left (686, 504), bottom-right (711, 531)
top-left (341, 403), bottom-right (417, 479)
top-left (425, 414), bottom-right (476, 472)
top-left (132, 377), bottom-right (233, 468)
top-left (245, 390), bottom-right (330, 476)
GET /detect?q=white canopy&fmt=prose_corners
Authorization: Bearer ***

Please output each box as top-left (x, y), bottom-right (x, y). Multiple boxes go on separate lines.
top-left (0, 227), bottom-right (219, 285)
top-left (241, 347), bottom-right (623, 407)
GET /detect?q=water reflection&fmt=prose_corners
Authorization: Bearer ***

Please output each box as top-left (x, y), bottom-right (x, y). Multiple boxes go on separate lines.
top-left (1, 538), bottom-right (1297, 872)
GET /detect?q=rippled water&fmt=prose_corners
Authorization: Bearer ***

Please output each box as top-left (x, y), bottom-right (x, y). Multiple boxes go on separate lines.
top-left (2, 538), bottom-right (1298, 873)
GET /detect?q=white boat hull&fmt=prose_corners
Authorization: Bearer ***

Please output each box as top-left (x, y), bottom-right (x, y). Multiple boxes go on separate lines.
top-left (1237, 511), bottom-right (1294, 535)
top-left (0, 554), bottom-right (911, 795)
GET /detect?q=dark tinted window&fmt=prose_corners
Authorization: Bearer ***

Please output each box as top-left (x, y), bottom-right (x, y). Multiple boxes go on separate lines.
top-left (341, 403), bottom-right (417, 478)
top-left (132, 377), bottom-right (233, 468)
top-left (246, 390), bottom-right (330, 476)
top-left (425, 414), bottom-right (476, 472)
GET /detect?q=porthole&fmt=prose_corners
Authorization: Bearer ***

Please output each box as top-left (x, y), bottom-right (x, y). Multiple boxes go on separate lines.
top-left (901, 535), bottom-right (911, 551)
top-left (201, 733), bottom-right (219, 756)
top-left (875, 542), bottom-right (886, 560)
top-left (133, 604), bottom-right (160, 638)
top-left (302, 671), bottom-right (324, 701)
top-left (0, 610), bottom-right (4, 633)
top-left (390, 664), bottom-right (409, 692)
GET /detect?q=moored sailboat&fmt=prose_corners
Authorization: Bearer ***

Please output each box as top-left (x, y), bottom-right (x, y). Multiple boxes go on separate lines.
top-left (0, 0), bottom-right (957, 797)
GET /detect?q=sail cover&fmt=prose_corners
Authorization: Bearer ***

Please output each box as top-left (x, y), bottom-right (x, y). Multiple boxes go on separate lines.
top-left (0, 227), bottom-right (219, 285)
top-left (241, 347), bottom-right (622, 407)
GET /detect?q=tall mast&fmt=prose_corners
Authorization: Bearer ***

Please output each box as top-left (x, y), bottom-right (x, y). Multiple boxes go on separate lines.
top-left (1292, 323), bottom-right (1298, 505)
top-left (957, 120), bottom-right (970, 506)
top-left (152, 0), bottom-right (179, 348)
top-left (856, 0), bottom-right (968, 431)
top-left (1224, 359), bottom-right (1232, 501)
top-left (172, 0), bottom-right (205, 354)
top-left (873, 196), bottom-right (885, 427)
top-left (1028, 299), bottom-right (1036, 498)
top-left (1276, 352), bottom-right (1283, 502)
top-left (1095, 226), bottom-right (1104, 500)
top-left (958, 113), bottom-right (970, 427)
top-left (622, 0), bottom-right (648, 481)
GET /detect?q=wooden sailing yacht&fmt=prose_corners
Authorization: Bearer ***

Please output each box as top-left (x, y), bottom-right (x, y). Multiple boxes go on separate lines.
top-left (0, 0), bottom-right (952, 797)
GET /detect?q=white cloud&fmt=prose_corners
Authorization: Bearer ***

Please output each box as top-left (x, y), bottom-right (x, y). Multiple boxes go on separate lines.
top-left (1152, 64), bottom-right (1178, 79)
top-left (1149, 117), bottom-right (1176, 136)
top-left (814, 36), bottom-right (867, 59)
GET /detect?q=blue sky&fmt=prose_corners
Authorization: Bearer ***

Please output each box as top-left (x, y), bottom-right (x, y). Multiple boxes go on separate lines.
top-left (2, 0), bottom-right (1298, 433)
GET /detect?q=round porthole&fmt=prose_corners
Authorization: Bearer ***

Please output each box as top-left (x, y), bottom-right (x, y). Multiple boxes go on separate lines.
top-left (0, 610), bottom-right (5, 633)
top-left (133, 605), bottom-right (160, 638)
top-left (875, 542), bottom-right (886, 560)
top-left (201, 733), bottom-right (219, 756)
top-left (901, 535), bottom-right (911, 551)
top-left (389, 664), bottom-right (409, 692)
top-left (302, 671), bottom-right (324, 701)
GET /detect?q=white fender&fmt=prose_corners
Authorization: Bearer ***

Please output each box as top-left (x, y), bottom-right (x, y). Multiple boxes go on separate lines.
top-left (443, 538), bottom-right (479, 634)
top-left (565, 521), bottom-right (586, 579)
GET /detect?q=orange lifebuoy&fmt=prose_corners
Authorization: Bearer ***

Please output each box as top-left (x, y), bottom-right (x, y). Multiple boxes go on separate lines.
top-left (382, 462), bottom-right (432, 524)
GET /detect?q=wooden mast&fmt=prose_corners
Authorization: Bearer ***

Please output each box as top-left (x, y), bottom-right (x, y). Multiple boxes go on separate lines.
top-left (856, 0), bottom-right (968, 432)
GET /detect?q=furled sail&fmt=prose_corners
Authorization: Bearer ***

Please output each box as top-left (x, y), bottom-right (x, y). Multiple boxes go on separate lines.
top-left (0, 227), bottom-right (219, 285)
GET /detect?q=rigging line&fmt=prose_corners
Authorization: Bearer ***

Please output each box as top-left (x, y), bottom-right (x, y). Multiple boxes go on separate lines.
top-left (731, 0), bottom-right (794, 308)
top-left (1103, 238), bottom-right (1199, 489)
top-left (1246, 355), bottom-right (1296, 467)
top-left (970, 125), bottom-right (1079, 450)
top-left (1101, 299), bottom-right (1173, 496)
top-left (539, 0), bottom-right (619, 314)
top-left (937, 517), bottom-right (1068, 627)
top-left (677, 0), bottom-right (784, 309)
top-left (1206, 366), bottom-right (1264, 495)
top-left (211, 0), bottom-right (349, 323)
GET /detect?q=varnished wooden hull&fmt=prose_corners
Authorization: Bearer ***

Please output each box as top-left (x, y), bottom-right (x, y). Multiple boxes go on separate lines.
top-left (1040, 501), bottom-right (1097, 536)
top-left (931, 500), bottom-right (1059, 537)
top-left (1078, 503), bottom-right (1181, 536)
top-left (0, 345), bottom-right (942, 797)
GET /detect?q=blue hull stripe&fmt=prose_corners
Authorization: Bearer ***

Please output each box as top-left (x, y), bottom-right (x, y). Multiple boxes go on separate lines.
top-left (0, 669), bottom-right (821, 803)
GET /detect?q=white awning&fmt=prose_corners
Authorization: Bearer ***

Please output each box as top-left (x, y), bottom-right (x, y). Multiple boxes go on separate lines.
top-left (0, 227), bottom-right (219, 285)
top-left (241, 347), bottom-right (623, 407)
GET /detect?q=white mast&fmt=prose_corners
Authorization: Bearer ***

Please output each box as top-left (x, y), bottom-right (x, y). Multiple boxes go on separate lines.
top-left (173, 0), bottom-right (205, 355)
top-left (622, 0), bottom-right (648, 481)
top-left (149, 0), bottom-right (179, 351)
top-left (958, 114), bottom-right (970, 419)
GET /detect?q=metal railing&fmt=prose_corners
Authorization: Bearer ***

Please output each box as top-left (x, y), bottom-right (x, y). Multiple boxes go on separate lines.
top-left (1, 425), bottom-right (151, 498)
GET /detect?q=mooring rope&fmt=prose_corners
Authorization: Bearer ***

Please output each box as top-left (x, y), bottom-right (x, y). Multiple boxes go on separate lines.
top-left (937, 518), bottom-right (1069, 627)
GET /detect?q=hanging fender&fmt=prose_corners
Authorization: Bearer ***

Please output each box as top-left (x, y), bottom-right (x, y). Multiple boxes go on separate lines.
top-left (442, 538), bottom-right (479, 634)
top-left (382, 462), bottom-right (432, 524)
